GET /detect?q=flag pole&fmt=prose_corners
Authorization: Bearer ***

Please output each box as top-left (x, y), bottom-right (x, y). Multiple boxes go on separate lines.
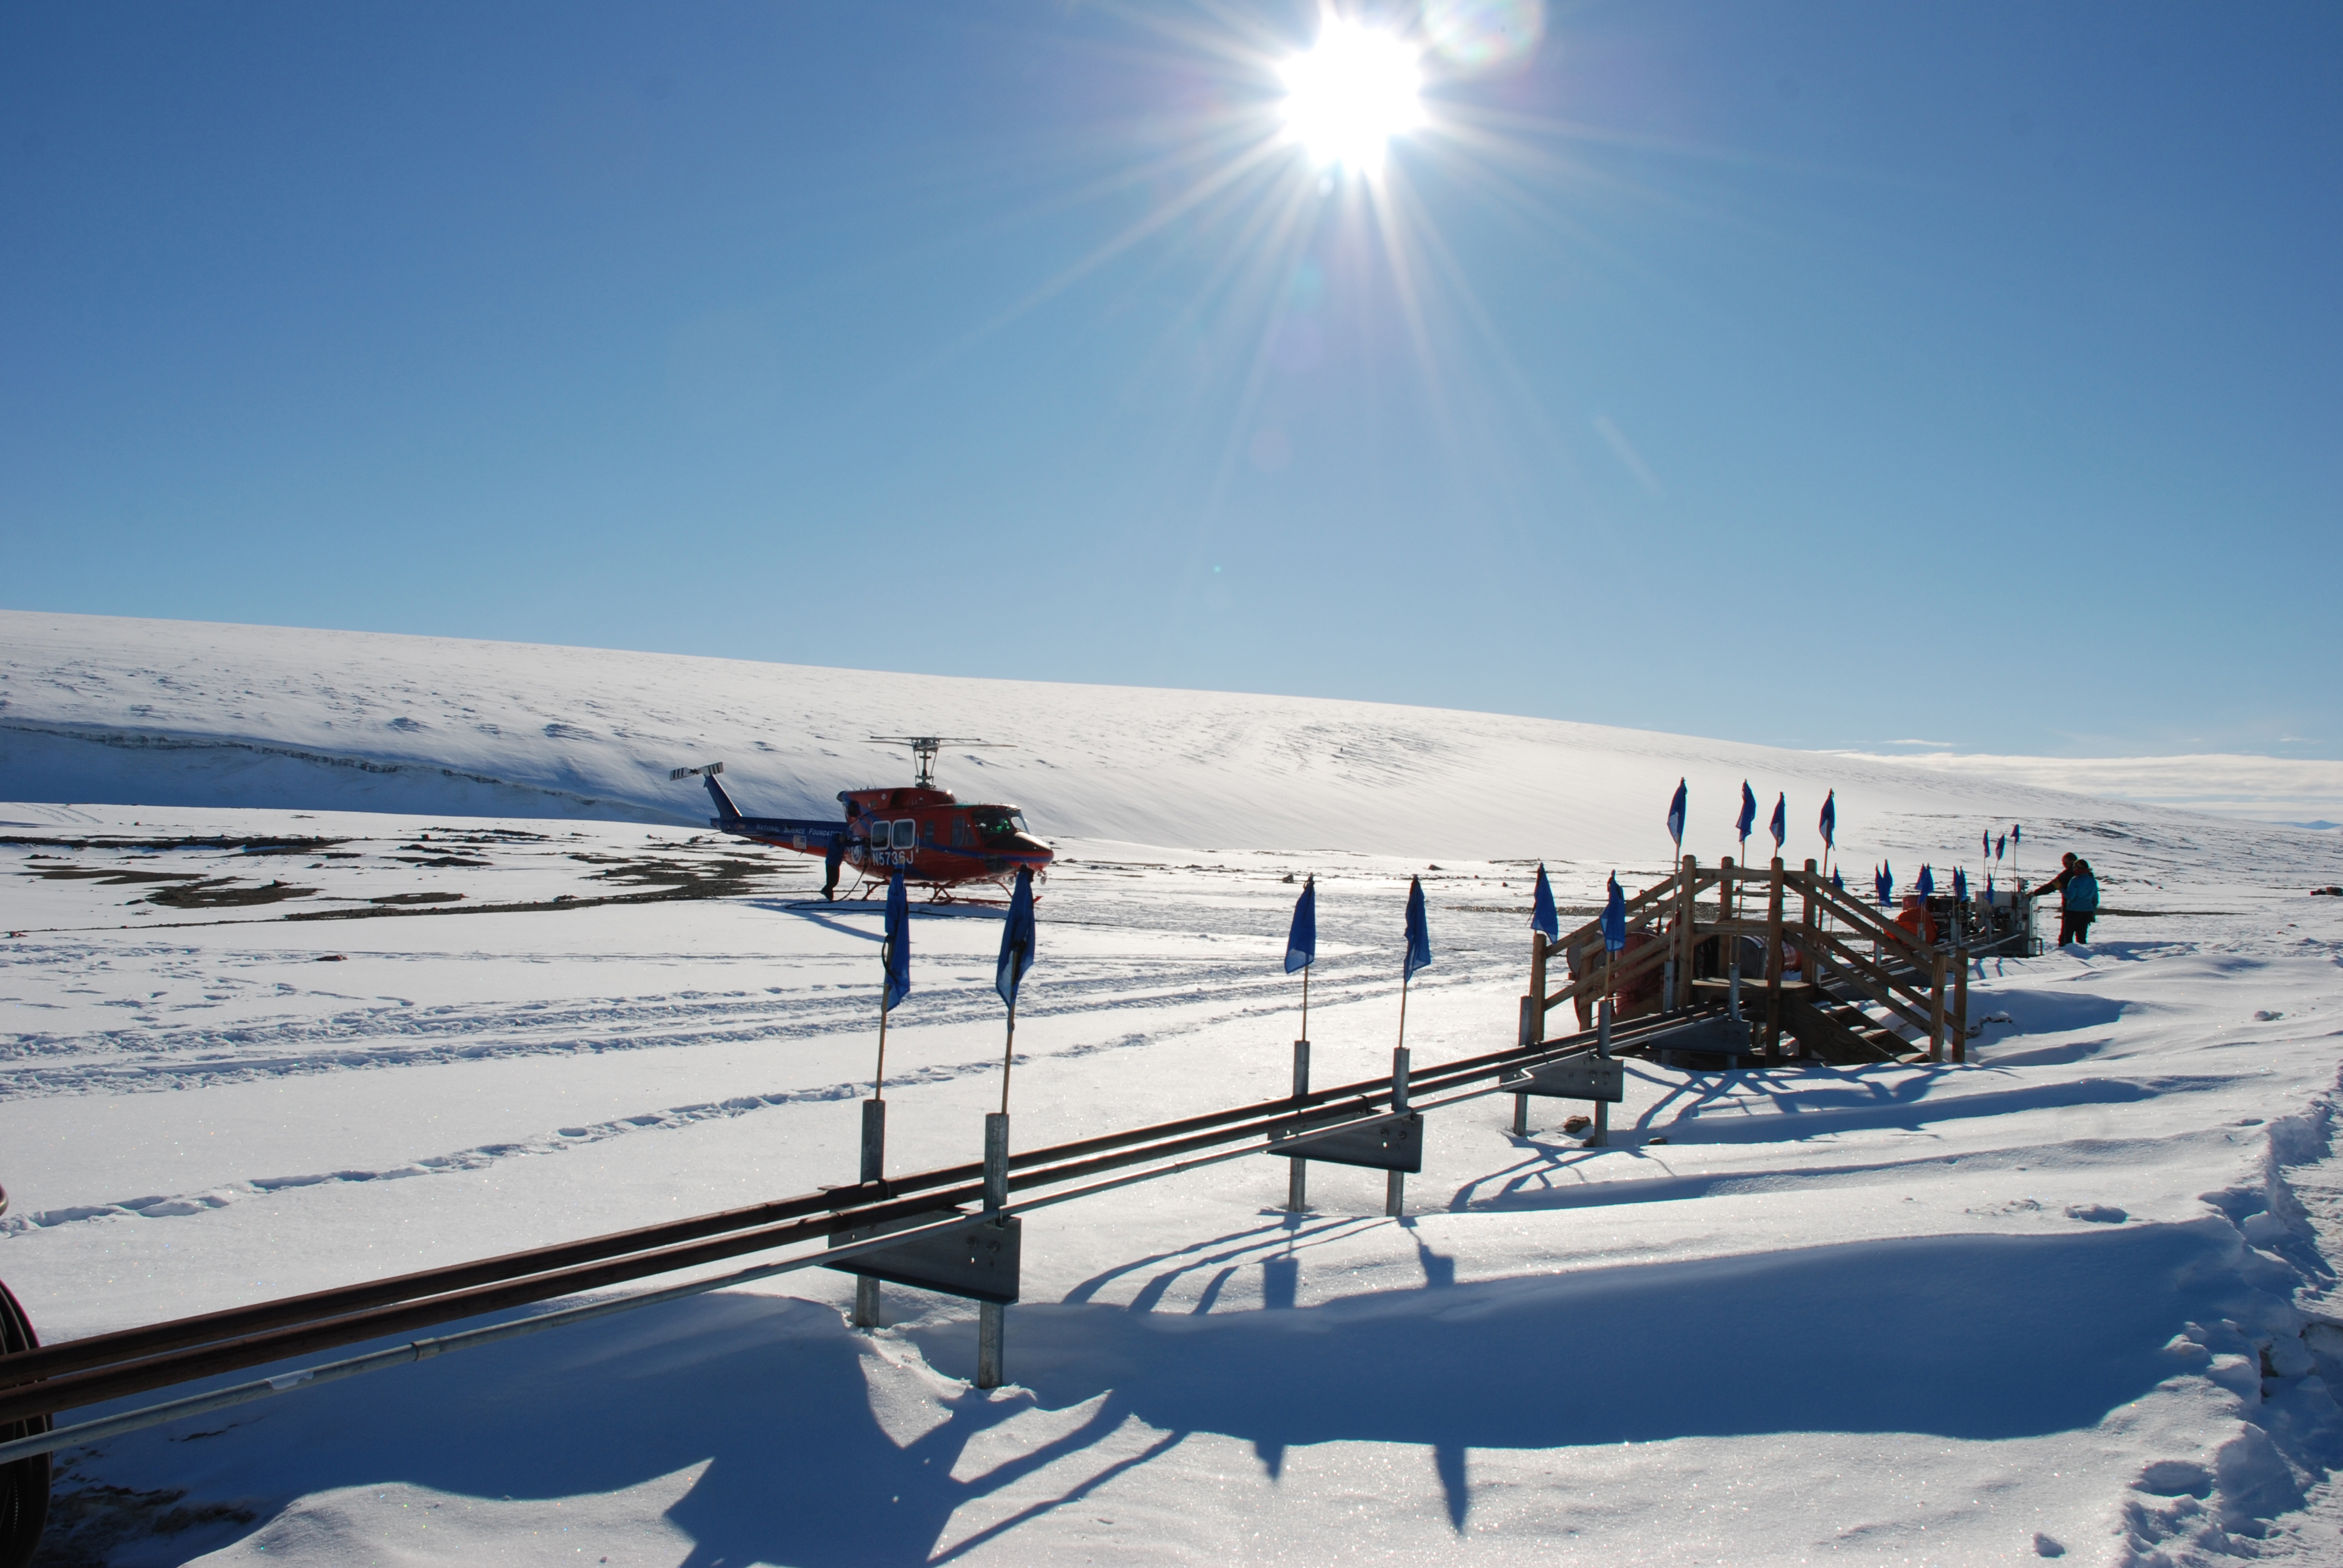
top-left (1601, 938), bottom-right (1617, 1071)
top-left (1300, 962), bottom-right (1310, 1042)
top-left (1000, 993), bottom-right (1016, 1116)
top-left (1397, 972), bottom-right (1409, 1052)
top-left (875, 996), bottom-right (888, 1100)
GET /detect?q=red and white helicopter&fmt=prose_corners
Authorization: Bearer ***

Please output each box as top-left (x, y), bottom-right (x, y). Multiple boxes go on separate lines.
top-left (672, 736), bottom-right (1054, 901)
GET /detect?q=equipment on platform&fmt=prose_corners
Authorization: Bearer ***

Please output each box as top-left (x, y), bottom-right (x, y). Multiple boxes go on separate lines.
top-left (1943, 887), bottom-right (2039, 958)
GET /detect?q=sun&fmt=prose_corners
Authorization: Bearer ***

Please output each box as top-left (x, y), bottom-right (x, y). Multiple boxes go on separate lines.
top-left (1279, 18), bottom-right (1426, 172)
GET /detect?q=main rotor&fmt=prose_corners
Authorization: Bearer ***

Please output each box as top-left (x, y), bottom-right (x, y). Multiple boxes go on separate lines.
top-left (868, 736), bottom-right (1012, 791)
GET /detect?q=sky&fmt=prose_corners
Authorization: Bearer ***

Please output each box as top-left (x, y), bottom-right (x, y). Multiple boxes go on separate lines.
top-left (2, 1), bottom-right (2338, 760)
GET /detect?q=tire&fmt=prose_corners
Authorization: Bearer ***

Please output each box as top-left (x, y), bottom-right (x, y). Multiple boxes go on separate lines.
top-left (0, 1278), bottom-right (48, 1568)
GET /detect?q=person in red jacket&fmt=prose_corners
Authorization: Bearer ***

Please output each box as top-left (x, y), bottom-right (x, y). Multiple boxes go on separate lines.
top-left (1895, 894), bottom-right (1937, 948)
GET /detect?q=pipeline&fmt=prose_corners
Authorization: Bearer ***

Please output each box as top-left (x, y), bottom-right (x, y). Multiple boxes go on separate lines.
top-left (0, 1006), bottom-right (1709, 1439)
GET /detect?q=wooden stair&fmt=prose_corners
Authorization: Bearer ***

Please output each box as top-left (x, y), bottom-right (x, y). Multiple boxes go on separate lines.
top-left (1783, 983), bottom-right (1928, 1065)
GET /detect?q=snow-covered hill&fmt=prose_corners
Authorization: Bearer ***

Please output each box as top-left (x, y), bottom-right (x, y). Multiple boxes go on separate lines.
top-left (0, 608), bottom-right (2256, 865)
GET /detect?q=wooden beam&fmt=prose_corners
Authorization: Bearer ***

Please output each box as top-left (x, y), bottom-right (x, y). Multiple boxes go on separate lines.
top-left (1718, 856), bottom-right (1737, 969)
top-left (1800, 858), bottom-right (1823, 995)
top-left (1552, 869), bottom-right (1696, 959)
top-left (1527, 931), bottom-right (1548, 1050)
top-left (1952, 946), bottom-right (1970, 1065)
top-left (1928, 949), bottom-right (1949, 1063)
top-left (1699, 920), bottom-right (1800, 940)
top-left (1781, 995), bottom-right (1903, 1065)
top-left (1673, 854), bottom-right (1698, 1010)
top-left (1810, 931), bottom-right (1936, 1037)
top-left (1540, 930), bottom-right (1674, 1014)
top-left (1803, 872), bottom-right (1935, 970)
top-left (1763, 857), bottom-right (1787, 1057)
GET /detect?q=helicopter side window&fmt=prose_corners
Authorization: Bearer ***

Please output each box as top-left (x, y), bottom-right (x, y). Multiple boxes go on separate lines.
top-left (953, 818), bottom-right (974, 849)
top-left (866, 820), bottom-right (888, 846)
top-left (893, 820), bottom-right (916, 849)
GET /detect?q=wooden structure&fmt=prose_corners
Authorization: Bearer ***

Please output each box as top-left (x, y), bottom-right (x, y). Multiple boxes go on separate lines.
top-left (1526, 855), bottom-right (1970, 1070)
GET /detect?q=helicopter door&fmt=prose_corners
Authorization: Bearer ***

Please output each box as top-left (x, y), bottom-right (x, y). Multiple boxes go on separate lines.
top-left (865, 822), bottom-right (888, 859)
top-left (893, 821), bottom-right (917, 851)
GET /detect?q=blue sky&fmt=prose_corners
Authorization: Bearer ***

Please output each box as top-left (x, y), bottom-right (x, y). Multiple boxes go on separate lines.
top-left (4, 2), bottom-right (2336, 759)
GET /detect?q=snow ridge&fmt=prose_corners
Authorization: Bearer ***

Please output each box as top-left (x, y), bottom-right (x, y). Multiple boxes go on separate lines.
top-left (0, 608), bottom-right (2245, 861)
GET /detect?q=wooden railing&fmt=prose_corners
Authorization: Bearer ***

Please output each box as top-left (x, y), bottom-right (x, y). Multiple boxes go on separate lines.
top-left (1529, 856), bottom-right (1970, 1065)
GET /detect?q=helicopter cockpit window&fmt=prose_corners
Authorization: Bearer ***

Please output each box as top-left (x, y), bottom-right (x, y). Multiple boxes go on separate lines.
top-left (969, 808), bottom-right (1029, 845)
top-left (893, 820), bottom-right (916, 849)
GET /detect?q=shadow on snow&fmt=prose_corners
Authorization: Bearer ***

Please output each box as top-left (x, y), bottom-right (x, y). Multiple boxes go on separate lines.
top-left (91, 1214), bottom-right (2267, 1564)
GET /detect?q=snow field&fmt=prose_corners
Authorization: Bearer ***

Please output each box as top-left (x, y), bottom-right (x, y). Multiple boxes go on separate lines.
top-left (5, 799), bottom-right (2343, 1562)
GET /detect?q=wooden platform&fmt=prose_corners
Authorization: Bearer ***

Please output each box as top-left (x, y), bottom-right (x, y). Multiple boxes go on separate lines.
top-left (1688, 976), bottom-right (1815, 999)
top-left (1525, 855), bottom-right (1969, 1068)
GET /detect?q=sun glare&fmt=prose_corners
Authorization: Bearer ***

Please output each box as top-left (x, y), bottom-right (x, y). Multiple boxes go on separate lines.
top-left (1280, 19), bottom-right (1425, 172)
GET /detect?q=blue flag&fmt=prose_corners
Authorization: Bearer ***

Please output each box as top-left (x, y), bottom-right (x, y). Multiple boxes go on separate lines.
top-left (1403, 876), bottom-right (1432, 982)
top-left (1737, 781), bottom-right (1757, 845)
top-left (2012, 824), bottom-right (2022, 848)
top-left (1996, 833), bottom-right (2007, 861)
top-left (1601, 874), bottom-right (1627, 953)
top-left (882, 873), bottom-right (911, 1013)
top-left (1666, 780), bottom-right (1688, 851)
top-left (1819, 790), bottom-right (1836, 849)
top-left (1982, 828), bottom-right (1991, 860)
top-left (1878, 862), bottom-right (1895, 907)
top-left (1531, 863), bottom-right (1558, 942)
top-left (1917, 864), bottom-right (1935, 899)
top-left (1953, 866), bottom-right (1968, 901)
top-left (1285, 876), bottom-right (1316, 973)
top-left (995, 866), bottom-right (1035, 1009)
top-left (1833, 867), bottom-right (1846, 896)
top-left (1769, 792), bottom-right (1787, 851)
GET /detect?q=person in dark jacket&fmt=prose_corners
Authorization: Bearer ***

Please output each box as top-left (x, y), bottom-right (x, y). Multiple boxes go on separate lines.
top-left (2033, 852), bottom-right (2101, 946)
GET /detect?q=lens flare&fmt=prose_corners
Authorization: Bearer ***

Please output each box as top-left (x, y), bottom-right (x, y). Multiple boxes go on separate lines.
top-left (1423, 0), bottom-right (1545, 73)
top-left (1279, 19), bottom-right (1425, 171)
